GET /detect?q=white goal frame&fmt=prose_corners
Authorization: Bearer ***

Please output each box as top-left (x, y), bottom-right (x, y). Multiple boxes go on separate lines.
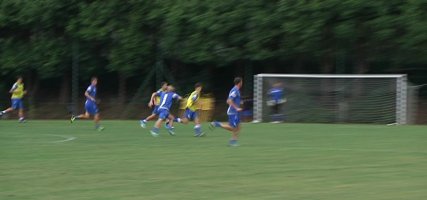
top-left (253, 74), bottom-right (408, 124)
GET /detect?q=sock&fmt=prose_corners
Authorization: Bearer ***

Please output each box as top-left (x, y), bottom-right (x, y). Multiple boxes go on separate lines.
top-left (174, 118), bottom-right (182, 123)
top-left (19, 117), bottom-right (25, 121)
top-left (141, 119), bottom-right (147, 123)
top-left (194, 124), bottom-right (202, 134)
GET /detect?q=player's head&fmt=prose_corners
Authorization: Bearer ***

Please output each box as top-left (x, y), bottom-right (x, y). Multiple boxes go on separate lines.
top-left (161, 81), bottom-right (168, 90)
top-left (16, 76), bottom-right (23, 83)
top-left (273, 82), bottom-right (282, 88)
top-left (234, 77), bottom-right (243, 88)
top-left (167, 85), bottom-right (175, 92)
top-left (195, 82), bottom-right (202, 92)
top-left (91, 77), bottom-right (98, 86)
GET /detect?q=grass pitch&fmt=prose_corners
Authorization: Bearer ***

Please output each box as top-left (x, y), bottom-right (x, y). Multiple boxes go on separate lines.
top-left (1, 120), bottom-right (426, 200)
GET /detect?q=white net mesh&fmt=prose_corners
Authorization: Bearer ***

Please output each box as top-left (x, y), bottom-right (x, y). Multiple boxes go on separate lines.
top-left (254, 74), bottom-right (410, 124)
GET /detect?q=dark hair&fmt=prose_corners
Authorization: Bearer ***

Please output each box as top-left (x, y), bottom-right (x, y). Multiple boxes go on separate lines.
top-left (91, 77), bottom-right (98, 81)
top-left (17, 76), bottom-right (23, 80)
top-left (161, 81), bottom-right (168, 86)
top-left (234, 77), bottom-right (242, 85)
top-left (194, 82), bottom-right (202, 88)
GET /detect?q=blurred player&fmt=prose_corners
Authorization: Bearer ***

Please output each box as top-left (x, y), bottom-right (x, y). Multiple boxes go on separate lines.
top-left (70, 77), bottom-right (104, 131)
top-left (140, 82), bottom-right (177, 128)
top-left (150, 85), bottom-right (182, 137)
top-left (0, 76), bottom-right (27, 122)
top-left (173, 82), bottom-right (204, 137)
top-left (210, 77), bottom-right (243, 147)
top-left (140, 82), bottom-right (168, 128)
top-left (267, 82), bottom-right (286, 123)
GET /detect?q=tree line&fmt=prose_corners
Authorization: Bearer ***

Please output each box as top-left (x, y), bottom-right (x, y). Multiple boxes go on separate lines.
top-left (1, 0), bottom-right (426, 103)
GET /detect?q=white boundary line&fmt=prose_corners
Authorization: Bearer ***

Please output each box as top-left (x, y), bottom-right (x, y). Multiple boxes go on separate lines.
top-left (45, 134), bottom-right (77, 143)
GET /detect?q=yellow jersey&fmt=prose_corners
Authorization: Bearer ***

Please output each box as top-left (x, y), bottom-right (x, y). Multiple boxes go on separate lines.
top-left (11, 83), bottom-right (25, 99)
top-left (186, 91), bottom-right (200, 111)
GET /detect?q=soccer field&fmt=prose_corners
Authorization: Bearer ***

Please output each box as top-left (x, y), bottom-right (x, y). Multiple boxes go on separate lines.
top-left (1, 121), bottom-right (426, 200)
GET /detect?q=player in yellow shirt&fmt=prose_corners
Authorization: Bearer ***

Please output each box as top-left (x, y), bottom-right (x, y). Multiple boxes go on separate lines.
top-left (174, 82), bottom-right (204, 136)
top-left (0, 76), bottom-right (27, 122)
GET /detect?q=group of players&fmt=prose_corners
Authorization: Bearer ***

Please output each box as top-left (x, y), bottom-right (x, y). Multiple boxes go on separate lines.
top-left (1, 76), bottom-right (244, 146)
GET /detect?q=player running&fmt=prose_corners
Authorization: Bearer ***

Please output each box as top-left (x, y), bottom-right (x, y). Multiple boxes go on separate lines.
top-left (173, 82), bottom-right (204, 137)
top-left (210, 77), bottom-right (243, 147)
top-left (70, 77), bottom-right (104, 131)
top-left (149, 85), bottom-right (182, 137)
top-left (140, 82), bottom-right (168, 128)
top-left (0, 76), bottom-right (27, 122)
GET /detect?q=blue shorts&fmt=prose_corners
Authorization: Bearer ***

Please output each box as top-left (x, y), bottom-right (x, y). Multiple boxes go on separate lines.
top-left (158, 109), bottom-right (169, 120)
top-left (228, 114), bottom-right (240, 128)
top-left (152, 105), bottom-right (160, 115)
top-left (85, 101), bottom-right (99, 115)
top-left (184, 108), bottom-right (198, 121)
top-left (11, 99), bottom-right (24, 110)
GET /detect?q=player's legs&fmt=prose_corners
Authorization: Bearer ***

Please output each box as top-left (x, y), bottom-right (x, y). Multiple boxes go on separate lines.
top-left (94, 113), bottom-right (104, 131)
top-left (210, 114), bottom-right (241, 146)
top-left (150, 109), bottom-right (174, 136)
top-left (193, 115), bottom-right (204, 137)
top-left (175, 108), bottom-right (192, 125)
top-left (140, 106), bottom-right (159, 128)
top-left (75, 111), bottom-right (90, 119)
top-left (231, 124), bottom-right (241, 141)
top-left (18, 108), bottom-right (25, 121)
top-left (1, 99), bottom-right (19, 116)
top-left (1, 107), bottom-right (14, 113)
top-left (167, 114), bottom-right (175, 127)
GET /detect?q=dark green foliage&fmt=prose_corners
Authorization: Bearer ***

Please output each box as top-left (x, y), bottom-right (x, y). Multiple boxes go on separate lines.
top-left (0, 0), bottom-right (426, 96)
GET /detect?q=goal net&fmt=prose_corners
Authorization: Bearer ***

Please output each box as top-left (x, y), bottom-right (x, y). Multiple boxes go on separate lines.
top-left (253, 74), bottom-right (414, 124)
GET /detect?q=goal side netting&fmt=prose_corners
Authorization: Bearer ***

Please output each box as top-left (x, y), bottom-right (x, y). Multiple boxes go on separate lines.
top-left (253, 74), bottom-right (414, 124)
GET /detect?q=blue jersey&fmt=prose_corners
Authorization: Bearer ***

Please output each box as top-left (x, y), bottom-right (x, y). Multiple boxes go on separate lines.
top-left (86, 85), bottom-right (97, 103)
top-left (269, 87), bottom-right (284, 103)
top-left (227, 86), bottom-right (241, 115)
top-left (158, 92), bottom-right (180, 111)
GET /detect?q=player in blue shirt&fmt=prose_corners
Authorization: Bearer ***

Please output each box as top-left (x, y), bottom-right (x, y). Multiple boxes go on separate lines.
top-left (267, 82), bottom-right (286, 123)
top-left (71, 77), bottom-right (104, 131)
top-left (140, 82), bottom-right (168, 128)
top-left (210, 77), bottom-right (243, 147)
top-left (150, 85), bottom-right (183, 137)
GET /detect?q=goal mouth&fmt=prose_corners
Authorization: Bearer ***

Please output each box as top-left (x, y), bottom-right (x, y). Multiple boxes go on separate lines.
top-left (253, 74), bottom-right (410, 125)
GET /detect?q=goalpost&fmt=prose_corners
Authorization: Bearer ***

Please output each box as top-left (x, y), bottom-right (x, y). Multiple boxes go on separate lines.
top-left (253, 74), bottom-right (413, 124)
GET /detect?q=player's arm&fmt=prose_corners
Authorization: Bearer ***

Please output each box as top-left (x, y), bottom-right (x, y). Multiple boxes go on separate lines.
top-left (85, 91), bottom-right (96, 101)
top-left (9, 84), bottom-right (17, 93)
top-left (227, 96), bottom-right (242, 112)
top-left (148, 91), bottom-right (160, 107)
top-left (173, 93), bottom-right (183, 101)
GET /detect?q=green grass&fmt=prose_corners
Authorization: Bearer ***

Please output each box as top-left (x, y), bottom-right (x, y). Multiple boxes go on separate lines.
top-left (1, 120), bottom-right (426, 200)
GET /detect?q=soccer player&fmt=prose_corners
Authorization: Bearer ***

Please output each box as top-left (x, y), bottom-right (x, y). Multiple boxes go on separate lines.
top-left (70, 77), bottom-right (104, 131)
top-left (140, 82), bottom-right (168, 128)
top-left (140, 82), bottom-right (178, 129)
top-left (0, 76), bottom-right (27, 122)
top-left (173, 82), bottom-right (204, 137)
top-left (210, 77), bottom-right (243, 147)
top-left (267, 82), bottom-right (286, 123)
top-left (150, 85), bottom-right (182, 137)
